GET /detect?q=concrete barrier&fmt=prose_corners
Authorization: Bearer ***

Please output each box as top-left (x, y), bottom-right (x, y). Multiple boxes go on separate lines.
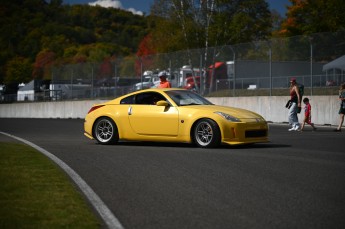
top-left (0, 96), bottom-right (341, 125)
top-left (207, 96), bottom-right (339, 125)
top-left (0, 100), bottom-right (107, 119)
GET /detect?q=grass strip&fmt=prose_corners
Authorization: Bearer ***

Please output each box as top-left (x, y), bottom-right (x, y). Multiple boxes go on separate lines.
top-left (0, 142), bottom-right (101, 228)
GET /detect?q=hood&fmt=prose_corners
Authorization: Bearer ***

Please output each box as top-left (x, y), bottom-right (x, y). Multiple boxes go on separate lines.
top-left (184, 105), bottom-right (263, 119)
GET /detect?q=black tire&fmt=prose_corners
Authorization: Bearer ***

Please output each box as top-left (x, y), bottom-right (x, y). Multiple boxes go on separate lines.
top-left (93, 117), bottom-right (119, 145)
top-left (192, 119), bottom-right (221, 148)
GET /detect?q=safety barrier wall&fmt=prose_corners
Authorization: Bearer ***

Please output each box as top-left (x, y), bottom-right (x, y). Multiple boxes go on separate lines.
top-left (207, 96), bottom-right (339, 125)
top-left (0, 96), bottom-right (340, 126)
top-left (0, 100), bottom-right (106, 119)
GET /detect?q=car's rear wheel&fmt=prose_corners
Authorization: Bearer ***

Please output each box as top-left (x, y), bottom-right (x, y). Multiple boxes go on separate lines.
top-left (93, 117), bottom-right (119, 145)
top-left (193, 119), bottom-right (221, 148)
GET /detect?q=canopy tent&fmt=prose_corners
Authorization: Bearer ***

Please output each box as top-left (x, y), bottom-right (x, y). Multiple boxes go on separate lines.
top-left (17, 80), bottom-right (35, 101)
top-left (322, 55), bottom-right (345, 86)
top-left (322, 55), bottom-right (345, 72)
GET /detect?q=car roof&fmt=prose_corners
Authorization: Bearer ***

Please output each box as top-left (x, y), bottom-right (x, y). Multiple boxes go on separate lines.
top-left (108, 88), bottom-right (186, 104)
top-left (134, 88), bottom-right (185, 93)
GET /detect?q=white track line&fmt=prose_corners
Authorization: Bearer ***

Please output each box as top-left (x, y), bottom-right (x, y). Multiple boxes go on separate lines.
top-left (0, 131), bottom-right (124, 229)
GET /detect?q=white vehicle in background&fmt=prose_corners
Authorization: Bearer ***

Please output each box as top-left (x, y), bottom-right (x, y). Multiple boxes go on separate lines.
top-left (151, 78), bottom-right (160, 88)
top-left (0, 84), bottom-right (4, 101)
top-left (132, 71), bottom-right (159, 91)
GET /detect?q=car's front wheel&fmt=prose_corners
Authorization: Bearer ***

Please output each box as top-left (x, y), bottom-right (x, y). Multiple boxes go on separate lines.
top-left (192, 119), bottom-right (221, 148)
top-left (93, 117), bottom-right (119, 145)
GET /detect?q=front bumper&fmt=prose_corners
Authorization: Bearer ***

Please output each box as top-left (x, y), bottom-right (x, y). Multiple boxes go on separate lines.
top-left (221, 121), bottom-right (269, 145)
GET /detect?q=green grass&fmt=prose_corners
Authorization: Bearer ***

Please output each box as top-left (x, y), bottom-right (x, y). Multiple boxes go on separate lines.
top-left (0, 142), bottom-right (101, 228)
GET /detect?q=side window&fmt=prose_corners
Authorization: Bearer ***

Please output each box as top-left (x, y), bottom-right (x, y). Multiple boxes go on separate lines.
top-left (151, 93), bottom-right (167, 105)
top-left (120, 95), bottom-right (135, 104)
top-left (135, 92), bottom-right (166, 105)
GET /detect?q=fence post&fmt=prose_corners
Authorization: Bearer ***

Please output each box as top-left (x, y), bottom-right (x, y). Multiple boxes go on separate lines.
top-left (113, 61), bottom-right (117, 97)
top-left (136, 56), bottom-right (143, 90)
top-left (268, 41), bottom-right (272, 96)
top-left (91, 64), bottom-right (94, 98)
top-left (71, 68), bottom-right (73, 99)
top-left (200, 54), bottom-right (204, 95)
top-left (229, 46), bottom-right (236, 97)
top-left (309, 37), bottom-right (313, 96)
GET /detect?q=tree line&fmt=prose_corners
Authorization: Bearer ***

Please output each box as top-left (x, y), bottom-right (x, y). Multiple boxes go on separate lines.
top-left (0, 0), bottom-right (150, 91)
top-left (0, 0), bottom-right (344, 93)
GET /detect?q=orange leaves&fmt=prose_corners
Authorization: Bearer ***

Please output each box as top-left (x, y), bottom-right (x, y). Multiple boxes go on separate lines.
top-left (279, 0), bottom-right (344, 36)
top-left (33, 50), bottom-right (56, 79)
top-left (136, 34), bottom-right (156, 57)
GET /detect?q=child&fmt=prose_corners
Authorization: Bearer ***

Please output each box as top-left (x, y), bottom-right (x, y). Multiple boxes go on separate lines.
top-left (300, 97), bottom-right (317, 131)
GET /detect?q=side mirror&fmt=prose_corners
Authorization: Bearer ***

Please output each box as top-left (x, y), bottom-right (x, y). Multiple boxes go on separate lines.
top-left (156, 100), bottom-right (169, 107)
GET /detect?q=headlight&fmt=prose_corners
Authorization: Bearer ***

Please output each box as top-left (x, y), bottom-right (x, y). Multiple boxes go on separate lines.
top-left (215, 111), bottom-right (240, 122)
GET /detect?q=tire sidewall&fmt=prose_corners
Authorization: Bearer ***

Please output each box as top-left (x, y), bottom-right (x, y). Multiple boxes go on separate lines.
top-left (192, 118), bottom-right (221, 148)
top-left (93, 117), bottom-right (119, 145)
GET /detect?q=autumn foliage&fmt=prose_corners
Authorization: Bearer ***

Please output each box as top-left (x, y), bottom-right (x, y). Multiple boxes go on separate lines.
top-left (135, 34), bottom-right (156, 75)
top-left (279, 0), bottom-right (345, 36)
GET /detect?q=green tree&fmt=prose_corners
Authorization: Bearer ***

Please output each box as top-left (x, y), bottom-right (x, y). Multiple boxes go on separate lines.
top-left (150, 0), bottom-right (271, 92)
top-left (271, 9), bottom-right (284, 36)
top-left (5, 57), bottom-right (33, 84)
top-left (150, 0), bottom-right (272, 52)
top-left (0, 0), bottom-right (150, 85)
top-left (280, 0), bottom-right (345, 36)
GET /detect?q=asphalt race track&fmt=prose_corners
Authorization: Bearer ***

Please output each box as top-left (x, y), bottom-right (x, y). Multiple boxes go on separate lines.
top-left (1, 118), bottom-right (345, 229)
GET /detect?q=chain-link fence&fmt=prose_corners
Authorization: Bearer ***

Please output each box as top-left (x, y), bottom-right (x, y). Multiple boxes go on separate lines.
top-left (2, 30), bottom-right (345, 102)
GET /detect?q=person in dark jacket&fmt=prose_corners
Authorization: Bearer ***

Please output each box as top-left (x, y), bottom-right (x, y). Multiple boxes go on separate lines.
top-left (334, 83), bottom-right (345, 132)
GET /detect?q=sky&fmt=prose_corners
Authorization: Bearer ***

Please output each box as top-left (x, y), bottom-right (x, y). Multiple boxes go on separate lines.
top-left (63, 0), bottom-right (291, 16)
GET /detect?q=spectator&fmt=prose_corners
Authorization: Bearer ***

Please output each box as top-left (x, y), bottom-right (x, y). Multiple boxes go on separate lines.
top-left (288, 77), bottom-right (301, 131)
top-left (157, 71), bottom-right (171, 88)
top-left (300, 97), bottom-right (317, 131)
top-left (334, 83), bottom-right (345, 132)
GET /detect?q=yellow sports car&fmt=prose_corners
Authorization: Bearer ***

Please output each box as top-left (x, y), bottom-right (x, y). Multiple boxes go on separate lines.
top-left (84, 88), bottom-right (268, 148)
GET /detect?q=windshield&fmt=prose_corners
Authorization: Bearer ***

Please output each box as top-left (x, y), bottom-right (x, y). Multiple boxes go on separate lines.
top-left (143, 76), bottom-right (152, 83)
top-left (165, 90), bottom-right (213, 106)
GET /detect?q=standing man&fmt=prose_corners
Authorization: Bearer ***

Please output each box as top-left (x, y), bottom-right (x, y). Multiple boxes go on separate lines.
top-left (157, 71), bottom-right (171, 88)
top-left (288, 77), bottom-right (301, 131)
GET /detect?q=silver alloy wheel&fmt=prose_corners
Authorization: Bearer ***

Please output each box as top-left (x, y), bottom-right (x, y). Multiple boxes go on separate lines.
top-left (95, 119), bottom-right (114, 143)
top-left (195, 120), bottom-right (214, 147)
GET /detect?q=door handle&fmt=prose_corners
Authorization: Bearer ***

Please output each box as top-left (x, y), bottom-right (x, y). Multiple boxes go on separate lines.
top-left (128, 106), bottom-right (132, 115)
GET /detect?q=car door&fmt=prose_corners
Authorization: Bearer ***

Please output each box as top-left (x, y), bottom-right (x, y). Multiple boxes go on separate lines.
top-left (128, 92), bottom-right (179, 136)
